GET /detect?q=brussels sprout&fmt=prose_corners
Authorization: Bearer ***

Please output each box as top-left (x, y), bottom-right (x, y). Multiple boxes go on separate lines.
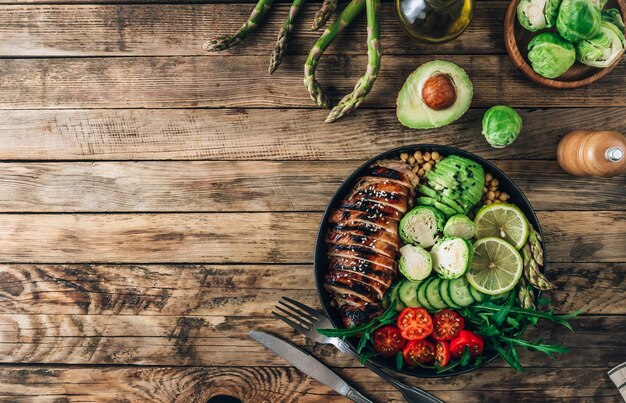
top-left (556, 0), bottom-right (602, 42)
top-left (517, 0), bottom-right (562, 31)
top-left (602, 8), bottom-right (625, 31)
top-left (481, 106), bottom-right (523, 148)
top-left (575, 21), bottom-right (626, 68)
top-left (527, 32), bottom-right (576, 78)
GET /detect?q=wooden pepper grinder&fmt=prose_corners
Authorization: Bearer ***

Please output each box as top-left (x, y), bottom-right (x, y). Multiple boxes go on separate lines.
top-left (557, 130), bottom-right (626, 177)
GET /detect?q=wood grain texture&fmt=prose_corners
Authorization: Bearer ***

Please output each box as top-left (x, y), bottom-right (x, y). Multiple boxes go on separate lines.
top-left (0, 366), bottom-right (621, 402)
top-left (0, 160), bottom-right (623, 212)
top-left (0, 3), bottom-right (504, 57)
top-left (1, 108), bottom-right (625, 160)
top-left (0, 212), bottom-right (621, 263)
top-left (0, 263), bottom-right (621, 316)
top-left (0, 313), bottom-right (622, 367)
top-left (1, 55), bottom-right (624, 109)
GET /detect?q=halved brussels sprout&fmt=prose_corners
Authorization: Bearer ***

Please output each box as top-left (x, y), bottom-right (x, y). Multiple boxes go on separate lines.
top-left (556, 0), bottom-right (602, 42)
top-left (517, 0), bottom-right (562, 31)
top-left (527, 32), bottom-right (576, 78)
top-left (602, 8), bottom-right (625, 31)
top-left (575, 21), bottom-right (626, 68)
top-left (482, 106), bottom-right (523, 148)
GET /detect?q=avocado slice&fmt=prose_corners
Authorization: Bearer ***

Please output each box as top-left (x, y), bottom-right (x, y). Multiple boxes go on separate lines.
top-left (397, 60), bottom-right (473, 129)
top-left (418, 185), bottom-right (466, 214)
top-left (415, 196), bottom-right (458, 217)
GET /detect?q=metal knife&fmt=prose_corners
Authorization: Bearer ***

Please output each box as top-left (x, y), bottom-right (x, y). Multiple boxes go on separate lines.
top-left (250, 330), bottom-right (374, 403)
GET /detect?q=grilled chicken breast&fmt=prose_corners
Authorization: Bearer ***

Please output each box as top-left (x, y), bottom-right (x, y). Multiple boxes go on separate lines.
top-left (324, 159), bottom-right (417, 328)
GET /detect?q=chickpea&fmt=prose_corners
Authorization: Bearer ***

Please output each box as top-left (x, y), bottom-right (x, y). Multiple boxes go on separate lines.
top-left (491, 178), bottom-right (500, 187)
top-left (423, 152), bottom-right (431, 161)
top-left (416, 156), bottom-right (425, 164)
top-left (485, 173), bottom-right (493, 182)
top-left (436, 155), bottom-right (444, 162)
top-left (487, 191), bottom-right (495, 200)
top-left (417, 169), bottom-right (425, 177)
top-left (483, 187), bottom-right (488, 194)
top-left (489, 185), bottom-right (497, 192)
top-left (415, 176), bottom-right (420, 185)
top-left (414, 151), bottom-right (423, 160)
top-left (423, 162), bottom-right (433, 172)
top-left (400, 152), bottom-right (409, 161)
top-left (493, 199), bottom-right (501, 203)
top-left (412, 165), bottom-right (420, 174)
top-left (431, 151), bottom-right (440, 161)
top-left (499, 192), bottom-right (510, 201)
top-left (485, 200), bottom-right (493, 205)
top-left (494, 190), bottom-right (501, 198)
top-left (408, 156), bottom-right (416, 165)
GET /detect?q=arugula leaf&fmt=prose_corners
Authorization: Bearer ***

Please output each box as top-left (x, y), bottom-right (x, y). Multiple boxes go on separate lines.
top-left (316, 300), bottom-right (397, 338)
top-left (396, 351), bottom-right (404, 371)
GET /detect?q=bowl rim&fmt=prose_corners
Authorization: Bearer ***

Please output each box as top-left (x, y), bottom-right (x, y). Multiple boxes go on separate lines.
top-left (313, 144), bottom-right (545, 378)
top-left (503, 0), bottom-right (626, 89)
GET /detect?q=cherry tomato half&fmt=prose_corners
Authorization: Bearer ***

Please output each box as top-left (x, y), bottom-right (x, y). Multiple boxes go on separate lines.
top-left (372, 325), bottom-right (406, 357)
top-left (397, 307), bottom-right (433, 340)
top-left (432, 309), bottom-right (465, 341)
top-left (450, 330), bottom-right (485, 358)
top-left (403, 339), bottom-right (436, 366)
top-left (435, 340), bottom-right (451, 367)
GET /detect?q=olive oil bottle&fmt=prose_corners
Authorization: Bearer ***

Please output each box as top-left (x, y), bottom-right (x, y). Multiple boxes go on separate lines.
top-left (396, 0), bottom-right (475, 43)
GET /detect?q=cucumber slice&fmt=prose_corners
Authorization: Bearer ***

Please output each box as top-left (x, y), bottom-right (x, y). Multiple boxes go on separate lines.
top-left (448, 276), bottom-right (476, 307)
top-left (399, 280), bottom-right (421, 308)
top-left (438, 279), bottom-right (462, 309)
top-left (416, 277), bottom-right (435, 311)
top-left (399, 245), bottom-right (432, 281)
top-left (425, 277), bottom-right (447, 310)
top-left (468, 284), bottom-right (486, 303)
top-left (431, 237), bottom-right (473, 279)
top-left (387, 280), bottom-right (407, 311)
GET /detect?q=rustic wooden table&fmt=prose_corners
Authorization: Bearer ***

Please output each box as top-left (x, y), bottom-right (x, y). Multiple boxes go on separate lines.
top-left (0, 1), bottom-right (624, 402)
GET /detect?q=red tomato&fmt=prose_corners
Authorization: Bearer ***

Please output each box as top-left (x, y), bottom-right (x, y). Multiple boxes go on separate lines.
top-left (402, 339), bottom-right (436, 366)
top-left (397, 307), bottom-right (433, 340)
top-left (372, 325), bottom-right (406, 357)
top-left (432, 309), bottom-right (465, 341)
top-left (435, 340), bottom-right (451, 367)
top-left (450, 330), bottom-right (485, 358)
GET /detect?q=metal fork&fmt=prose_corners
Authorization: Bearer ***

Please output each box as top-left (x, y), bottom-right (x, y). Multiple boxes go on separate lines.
top-left (273, 297), bottom-right (443, 403)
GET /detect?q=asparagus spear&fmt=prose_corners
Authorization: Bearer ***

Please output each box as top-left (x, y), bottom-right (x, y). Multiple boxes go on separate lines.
top-left (529, 229), bottom-right (544, 266)
top-left (325, 0), bottom-right (380, 123)
top-left (523, 244), bottom-right (555, 291)
top-left (304, 0), bottom-right (366, 109)
top-left (269, 0), bottom-right (306, 74)
top-left (517, 276), bottom-right (536, 310)
top-left (312, 0), bottom-right (340, 30)
top-left (203, 0), bottom-right (274, 52)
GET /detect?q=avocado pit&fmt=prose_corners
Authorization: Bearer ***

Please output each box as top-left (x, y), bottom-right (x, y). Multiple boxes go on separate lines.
top-left (421, 74), bottom-right (457, 111)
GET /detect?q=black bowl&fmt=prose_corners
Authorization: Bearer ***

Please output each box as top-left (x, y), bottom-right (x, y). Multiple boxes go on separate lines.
top-left (314, 144), bottom-right (545, 378)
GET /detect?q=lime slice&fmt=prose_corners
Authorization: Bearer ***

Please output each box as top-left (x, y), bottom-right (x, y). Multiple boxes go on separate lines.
top-left (466, 237), bottom-right (523, 295)
top-left (474, 203), bottom-right (529, 250)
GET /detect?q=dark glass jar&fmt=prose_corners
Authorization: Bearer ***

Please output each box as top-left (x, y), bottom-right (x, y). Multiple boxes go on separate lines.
top-left (396, 0), bottom-right (475, 43)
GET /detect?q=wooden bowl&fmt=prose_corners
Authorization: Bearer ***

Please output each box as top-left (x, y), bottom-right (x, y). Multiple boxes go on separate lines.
top-left (504, 0), bottom-right (626, 89)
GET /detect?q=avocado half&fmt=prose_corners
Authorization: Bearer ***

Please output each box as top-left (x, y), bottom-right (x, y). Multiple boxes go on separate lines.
top-left (396, 60), bottom-right (473, 129)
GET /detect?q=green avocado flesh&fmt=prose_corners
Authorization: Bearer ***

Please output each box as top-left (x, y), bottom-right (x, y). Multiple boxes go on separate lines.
top-left (396, 60), bottom-right (473, 129)
top-left (423, 155), bottom-right (485, 213)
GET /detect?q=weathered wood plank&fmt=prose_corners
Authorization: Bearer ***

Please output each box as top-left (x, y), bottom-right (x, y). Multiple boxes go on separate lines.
top-left (0, 55), bottom-right (624, 109)
top-left (0, 160), bottom-right (622, 212)
top-left (0, 313), bottom-right (621, 367)
top-left (0, 3), bottom-right (504, 57)
top-left (1, 108), bottom-right (624, 160)
top-left (0, 366), bottom-right (620, 402)
top-left (0, 263), bottom-right (621, 316)
top-left (0, 212), bottom-right (621, 263)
